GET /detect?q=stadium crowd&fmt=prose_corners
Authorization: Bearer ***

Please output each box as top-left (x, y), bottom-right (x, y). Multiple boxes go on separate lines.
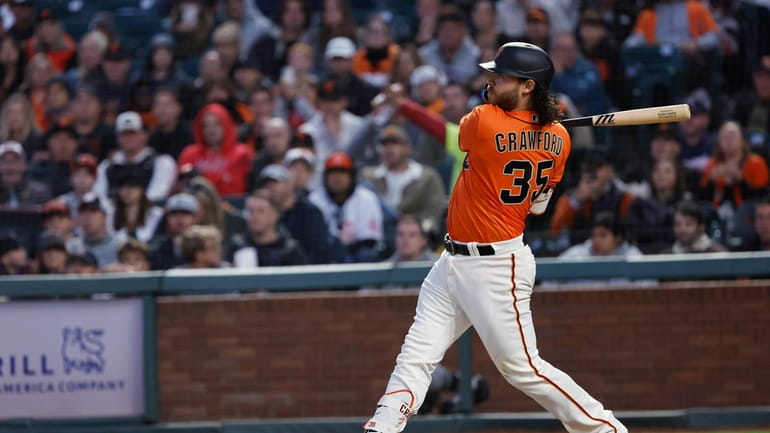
top-left (1, 0), bottom-right (770, 276)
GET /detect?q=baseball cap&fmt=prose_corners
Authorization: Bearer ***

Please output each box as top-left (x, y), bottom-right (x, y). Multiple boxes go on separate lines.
top-left (47, 120), bottom-right (77, 140)
top-left (70, 153), bottom-right (98, 176)
top-left (259, 164), bottom-right (292, 182)
top-left (37, 230), bottom-right (67, 252)
top-left (0, 232), bottom-right (22, 257)
top-left (325, 151), bottom-right (354, 171)
top-left (379, 125), bottom-right (410, 145)
top-left (317, 79), bottom-right (347, 101)
top-left (41, 199), bottom-right (71, 218)
top-left (166, 193), bottom-right (201, 214)
top-left (115, 111), bottom-right (143, 133)
top-left (410, 65), bottom-right (448, 89)
top-left (79, 192), bottom-right (106, 213)
top-left (527, 7), bottom-right (549, 24)
top-left (0, 141), bottom-right (25, 160)
top-left (325, 37), bottom-right (356, 59)
top-left (755, 55), bottom-right (770, 75)
top-left (38, 8), bottom-right (58, 22)
top-left (684, 88), bottom-right (711, 116)
top-left (150, 33), bottom-right (175, 50)
top-left (284, 147), bottom-right (316, 168)
top-left (104, 42), bottom-right (132, 62)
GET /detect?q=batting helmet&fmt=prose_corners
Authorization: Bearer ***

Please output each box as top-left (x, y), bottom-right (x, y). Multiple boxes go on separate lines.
top-left (479, 42), bottom-right (554, 89)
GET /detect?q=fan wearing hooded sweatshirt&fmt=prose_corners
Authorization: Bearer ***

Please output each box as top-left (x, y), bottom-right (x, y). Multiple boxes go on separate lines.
top-left (178, 103), bottom-right (255, 196)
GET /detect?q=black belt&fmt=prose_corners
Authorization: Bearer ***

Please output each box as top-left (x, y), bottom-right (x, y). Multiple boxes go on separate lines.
top-left (443, 234), bottom-right (495, 256)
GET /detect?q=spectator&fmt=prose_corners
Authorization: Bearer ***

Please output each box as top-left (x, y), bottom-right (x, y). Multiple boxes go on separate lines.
top-left (40, 198), bottom-right (86, 255)
top-left (283, 146), bottom-right (316, 196)
top-left (64, 30), bottom-right (108, 90)
top-left (190, 49), bottom-right (227, 116)
top-left (231, 60), bottom-right (265, 104)
top-left (661, 200), bottom-right (728, 253)
top-left (228, 189), bottom-right (307, 267)
top-left (558, 212), bottom-right (644, 259)
top-left (246, 0), bottom-right (313, 84)
top-left (58, 153), bottom-right (108, 220)
top-left (170, 0), bottom-right (216, 61)
top-left (309, 152), bottom-right (384, 263)
top-left (211, 21), bottom-right (242, 74)
top-left (625, 158), bottom-right (691, 254)
top-left (389, 44), bottom-right (423, 94)
top-left (8, 0), bottom-right (36, 43)
top-left (676, 88), bottom-right (716, 173)
top-left (111, 167), bottom-right (164, 243)
top-left (351, 14), bottom-right (400, 89)
top-left (274, 42), bottom-right (317, 129)
top-left (216, 0), bottom-right (276, 59)
top-left (306, 0), bottom-right (358, 71)
top-left (65, 251), bottom-right (100, 274)
top-left (410, 65), bottom-right (447, 116)
top-left (495, 0), bottom-right (573, 41)
top-left (470, 0), bottom-right (506, 53)
top-left (132, 33), bottom-right (192, 98)
top-left (41, 76), bottom-right (73, 132)
top-left (21, 53), bottom-right (55, 131)
top-left (0, 35), bottom-right (26, 102)
top-left (520, 7), bottom-right (552, 51)
top-left (76, 192), bottom-right (127, 269)
top-left (408, 0), bottom-right (442, 46)
top-left (321, 36), bottom-right (379, 117)
top-left (23, 8), bottom-right (76, 72)
top-left (621, 127), bottom-right (687, 197)
top-left (148, 87), bottom-right (194, 160)
top-left (178, 103), bottom-right (255, 196)
top-left (550, 153), bottom-right (635, 247)
top-left (0, 93), bottom-right (41, 159)
top-left (98, 42), bottom-right (133, 124)
top-left (71, 85), bottom-right (116, 161)
top-left (623, 0), bottom-right (721, 92)
top-left (149, 192), bottom-right (201, 270)
top-left (95, 111), bottom-right (177, 201)
top-left (247, 117), bottom-right (292, 191)
top-left (298, 78), bottom-right (368, 187)
top-left (104, 238), bottom-right (152, 272)
top-left (418, 10), bottom-right (481, 84)
top-left (0, 140), bottom-right (50, 207)
top-left (239, 86), bottom-right (276, 151)
top-left (698, 120), bottom-right (770, 211)
top-left (178, 224), bottom-right (227, 269)
top-left (730, 55), bottom-right (770, 151)
top-left (748, 196), bottom-right (770, 251)
top-left (576, 9), bottom-right (625, 109)
top-left (34, 230), bottom-right (68, 274)
top-left (360, 125), bottom-right (446, 229)
top-left (258, 163), bottom-right (340, 264)
top-left (27, 120), bottom-right (79, 197)
top-left (0, 232), bottom-right (32, 275)
top-left (387, 214), bottom-right (436, 263)
top-left (550, 32), bottom-right (609, 117)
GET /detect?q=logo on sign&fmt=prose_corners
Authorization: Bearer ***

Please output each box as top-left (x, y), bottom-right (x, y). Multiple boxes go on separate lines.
top-left (61, 328), bottom-right (105, 374)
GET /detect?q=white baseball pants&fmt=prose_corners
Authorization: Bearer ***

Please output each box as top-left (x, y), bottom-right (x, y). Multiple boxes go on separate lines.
top-left (368, 235), bottom-right (627, 433)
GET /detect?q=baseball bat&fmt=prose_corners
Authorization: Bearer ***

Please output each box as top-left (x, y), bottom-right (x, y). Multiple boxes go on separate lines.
top-left (560, 104), bottom-right (691, 127)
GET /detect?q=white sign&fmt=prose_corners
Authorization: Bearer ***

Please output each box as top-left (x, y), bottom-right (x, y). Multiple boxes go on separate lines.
top-left (0, 298), bottom-right (145, 419)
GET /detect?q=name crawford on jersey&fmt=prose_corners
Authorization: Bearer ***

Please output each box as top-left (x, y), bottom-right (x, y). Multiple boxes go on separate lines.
top-left (493, 130), bottom-right (564, 155)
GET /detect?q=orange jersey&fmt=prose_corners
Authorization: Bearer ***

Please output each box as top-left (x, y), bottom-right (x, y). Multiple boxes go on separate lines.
top-left (447, 105), bottom-right (571, 243)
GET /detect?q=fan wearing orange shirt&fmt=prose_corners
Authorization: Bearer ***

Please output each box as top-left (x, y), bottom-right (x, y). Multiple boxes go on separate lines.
top-left (364, 43), bottom-right (627, 433)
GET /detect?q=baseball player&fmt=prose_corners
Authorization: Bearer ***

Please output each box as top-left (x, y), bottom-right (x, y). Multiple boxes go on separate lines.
top-left (363, 42), bottom-right (627, 433)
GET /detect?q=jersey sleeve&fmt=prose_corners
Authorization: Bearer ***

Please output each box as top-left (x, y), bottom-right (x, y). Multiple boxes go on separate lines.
top-left (547, 124), bottom-right (572, 188)
top-left (458, 106), bottom-right (482, 153)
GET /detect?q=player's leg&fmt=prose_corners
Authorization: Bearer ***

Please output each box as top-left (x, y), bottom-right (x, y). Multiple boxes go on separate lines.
top-left (451, 248), bottom-right (627, 433)
top-left (365, 253), bottom-right (471, 433)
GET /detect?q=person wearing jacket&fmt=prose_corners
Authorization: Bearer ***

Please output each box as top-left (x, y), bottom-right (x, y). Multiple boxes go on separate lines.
top-left (178, 103), bottom-right (255, 196)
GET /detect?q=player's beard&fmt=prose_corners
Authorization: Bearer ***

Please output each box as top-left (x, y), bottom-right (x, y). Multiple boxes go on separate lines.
top-left (494, 89), bottom-right (519, 112)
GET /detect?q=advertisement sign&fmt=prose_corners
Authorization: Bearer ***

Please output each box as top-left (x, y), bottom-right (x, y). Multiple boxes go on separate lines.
top-left (0, 298), bottom-right (145, 419)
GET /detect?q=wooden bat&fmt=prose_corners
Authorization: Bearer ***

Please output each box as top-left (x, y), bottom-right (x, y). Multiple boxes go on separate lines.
top-left (560, 104), bottom-right (691, 127)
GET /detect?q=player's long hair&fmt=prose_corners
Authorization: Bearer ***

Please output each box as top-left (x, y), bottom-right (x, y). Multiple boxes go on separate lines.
top-left (532, 85), bottom-right (563, 125)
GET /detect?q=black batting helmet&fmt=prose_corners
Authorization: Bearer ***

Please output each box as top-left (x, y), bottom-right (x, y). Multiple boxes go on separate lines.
top-left (479, 42), bottom-right (554, 90)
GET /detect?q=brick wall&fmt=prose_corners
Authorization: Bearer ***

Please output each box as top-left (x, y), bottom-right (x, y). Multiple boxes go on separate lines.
top-left (156, 281), bottom-right (770, 422)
